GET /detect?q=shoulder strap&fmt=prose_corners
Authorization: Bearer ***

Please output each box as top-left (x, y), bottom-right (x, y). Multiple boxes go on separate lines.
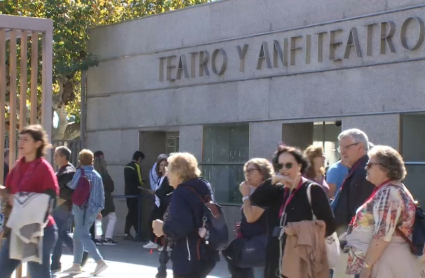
top-left (182, 185), bottom-right (206, 203)
top-left (395, 226), bottom-right (416, 253)
top-left (306, 181), bottom-right (316, 220)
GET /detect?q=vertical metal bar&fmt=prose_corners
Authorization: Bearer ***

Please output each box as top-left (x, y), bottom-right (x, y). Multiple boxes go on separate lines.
top-left (0, 29), bottom-right (6, 184)
top-left (19, 30), bottom-right (27, 131)
top-left (30, 32), bottom-right (38, 125)
top-left (9, 30), bottom-right (17, 166)
top-left (15, 265), bottom-right (22, 278)
top-left (41, 30), bottom-right (53, 162)
top-left (80, 71), bottom-right (87, 148)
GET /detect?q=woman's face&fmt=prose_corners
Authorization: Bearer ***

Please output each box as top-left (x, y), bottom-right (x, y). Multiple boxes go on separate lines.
top-left (18, 133), bottom-right (40, 158)
top-left (313, 155), bottom-right (325, 171)
top-left (277, 152), bottom-right (301, 180)
top-left (166, 170), bottom-right (183, 189)
top-left (159, 160), bottom-right (168, 176)
top-left (365, 155), bottom-right (388, 186)
top-left (244, 163), bottom-right (264, 188)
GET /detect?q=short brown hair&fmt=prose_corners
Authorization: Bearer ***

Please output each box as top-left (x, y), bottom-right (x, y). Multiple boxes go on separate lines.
top-left (20, 124), bottom-right (51, 158)
top-left (78, 149), bottom-right (94, 166)
top-left (244, 158), bottom-right (275, 181)
top-left (167, 152), bottom-right (201, 182)
top-left (272, 145), bottom-right (309, 174)
top-left (368, 145), bottom-right (407, 181)
top-left (304, 145), bottom-right (325, 179)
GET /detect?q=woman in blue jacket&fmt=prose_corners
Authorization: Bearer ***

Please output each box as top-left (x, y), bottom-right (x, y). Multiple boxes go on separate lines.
top-left (152, 152), bottom-right (218, 278)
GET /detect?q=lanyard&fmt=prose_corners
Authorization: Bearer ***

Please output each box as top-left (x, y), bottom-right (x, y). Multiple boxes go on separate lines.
top-left (278, 179), bottom-right (304, 218)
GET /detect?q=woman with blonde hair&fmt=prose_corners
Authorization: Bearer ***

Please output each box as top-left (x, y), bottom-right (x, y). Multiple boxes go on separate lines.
top-left (64, 149), bottom-right (107, 275)
top-left (344, 145), bottom-right (420, 278)
top-left (93, 151), bottom-right (117, 246)
top-left (224, 158), bottom-right (274, 278)
top-left (304, 145), bottom-right (330, 197)
top-left (152, 152), bottom-right (218, 278)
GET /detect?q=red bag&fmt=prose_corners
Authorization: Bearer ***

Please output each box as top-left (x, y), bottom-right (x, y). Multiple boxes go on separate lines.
top-left (71, 168), bottom-right (91, 207)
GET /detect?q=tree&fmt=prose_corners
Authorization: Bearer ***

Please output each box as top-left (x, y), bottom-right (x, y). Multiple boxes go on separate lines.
top-left (1, 0), bottom-right (211, 140)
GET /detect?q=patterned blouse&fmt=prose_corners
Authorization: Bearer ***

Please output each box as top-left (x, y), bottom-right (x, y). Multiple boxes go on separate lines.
top-left (345, 181), bottom-right (416, 274)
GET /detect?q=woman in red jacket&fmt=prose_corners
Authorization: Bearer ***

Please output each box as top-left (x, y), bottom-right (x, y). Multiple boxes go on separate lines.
top-left (0, 125), bottom-right (59, 278)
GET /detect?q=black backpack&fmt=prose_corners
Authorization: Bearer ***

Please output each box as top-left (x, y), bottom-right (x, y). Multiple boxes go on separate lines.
top-left (184, 186), bottom-right (229, 251)
top-left (397, 205), bottom-right (425, 256)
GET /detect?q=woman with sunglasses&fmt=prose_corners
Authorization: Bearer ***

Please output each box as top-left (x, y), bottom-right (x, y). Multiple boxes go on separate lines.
top-left (250, 145), bottom-right (336, 278)
top-left (344, 145), bottom-right (419, 278)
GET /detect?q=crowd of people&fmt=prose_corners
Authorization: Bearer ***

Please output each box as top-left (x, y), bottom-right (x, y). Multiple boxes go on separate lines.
top-left (0, 124), bottom-right (422, 278)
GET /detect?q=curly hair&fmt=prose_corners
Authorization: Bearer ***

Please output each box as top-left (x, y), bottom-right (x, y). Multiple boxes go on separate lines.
top-left (272, 145), bottom-right (309, 174)
top-left (368, 145), bottom-right (406, 181)
top-left (244, 158), bottom-right (275, 181)
top-left (167, 152), bottom-right (201, 182)
top-left (20, 125), bottom-right (52, 158)
top-left (304, 145), bottom-right (325, 180)
top-left (155, 158), bottom-right (168, 177)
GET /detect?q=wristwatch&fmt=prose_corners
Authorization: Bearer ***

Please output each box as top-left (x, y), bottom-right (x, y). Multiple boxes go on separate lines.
top-left (242, 196), bottom-right (249, 202)
top-left (362, 262), bottom-right (372, 269)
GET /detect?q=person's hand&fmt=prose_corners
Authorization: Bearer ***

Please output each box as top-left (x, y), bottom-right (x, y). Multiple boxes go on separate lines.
top-left (152, 219), bottom-right (164, 237)
top-left (96, 213), bottom-right (102, 220)
top-left (239, 181), bottom-right (250, 197)
top-left (271, 174), bottom-right (294, 187)
top-left (7, 194), bottom-right (14, 207)
top-left (359, 267), bottom-right (372, 278)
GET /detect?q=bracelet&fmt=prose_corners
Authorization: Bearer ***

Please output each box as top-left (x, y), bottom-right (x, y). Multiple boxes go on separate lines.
top-left (362, 262), bottom-right (372, 269)
top-left (242, 196), bottom-right (249, 202)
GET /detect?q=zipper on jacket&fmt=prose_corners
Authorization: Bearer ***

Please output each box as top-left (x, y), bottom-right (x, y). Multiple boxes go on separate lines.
top-left (186, 236), bottom-right (191, 261)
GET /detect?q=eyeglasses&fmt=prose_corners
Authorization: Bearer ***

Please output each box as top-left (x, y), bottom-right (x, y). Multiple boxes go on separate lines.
top-left (337, 142), bottom-right (360, 153)
top-left (245, 168), bottom-right (259, 175)
top-left (276, 162), bottom-right (293, 170)
top-left (366, 162), bottom-right (381, 170)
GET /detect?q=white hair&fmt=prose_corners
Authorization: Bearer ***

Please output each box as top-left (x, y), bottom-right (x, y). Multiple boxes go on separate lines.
top-left (338, 128), bottom-right (370, 150)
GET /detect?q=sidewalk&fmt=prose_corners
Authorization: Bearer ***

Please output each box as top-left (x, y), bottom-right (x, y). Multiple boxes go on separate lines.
top-left (48, 239), bottom-right (230, 278)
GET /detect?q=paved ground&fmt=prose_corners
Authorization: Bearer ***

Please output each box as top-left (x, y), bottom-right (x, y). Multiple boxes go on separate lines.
top-left (16, 239), bottom-right (230, 278)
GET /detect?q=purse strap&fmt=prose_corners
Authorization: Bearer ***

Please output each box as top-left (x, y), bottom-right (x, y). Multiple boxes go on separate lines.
top-left (306, 182), bottom-right (317, 220)
top-left (395, 226), bottom-right (417, 253)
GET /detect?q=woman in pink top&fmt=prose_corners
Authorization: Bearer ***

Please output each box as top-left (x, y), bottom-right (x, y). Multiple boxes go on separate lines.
top-left (304, 145), bottom-right (330, 197)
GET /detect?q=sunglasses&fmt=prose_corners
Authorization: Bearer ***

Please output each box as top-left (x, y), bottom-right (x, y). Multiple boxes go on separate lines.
top-left (276, 162), bottom-right (293, 170)
top-left (366, 162), bottom-right (380, 170)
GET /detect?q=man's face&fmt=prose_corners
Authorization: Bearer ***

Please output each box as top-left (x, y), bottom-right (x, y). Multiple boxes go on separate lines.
top-left (54, 150), bottom-right (66, 167)
top-left (339, 136), bottom-right (362, 167)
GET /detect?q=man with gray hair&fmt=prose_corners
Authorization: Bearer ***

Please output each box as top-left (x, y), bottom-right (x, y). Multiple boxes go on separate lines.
top-left (332, 128), bottom-right (375, 234)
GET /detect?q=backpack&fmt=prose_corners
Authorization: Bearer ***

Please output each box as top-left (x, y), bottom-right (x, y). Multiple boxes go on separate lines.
top-left (397, 205), bottom-right (425, 256)
top-left (184, 186), bottom-right (229, 251)
top-left (71, 168), bottom-right (91, 207)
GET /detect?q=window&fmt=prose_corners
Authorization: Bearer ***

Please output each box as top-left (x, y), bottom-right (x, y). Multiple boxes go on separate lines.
top-left (313, 121), bottom-right (342, 169)
top-left (201, 124), bottom-right (249, 205)
top-left (401, 114), bottom-right (425, 205)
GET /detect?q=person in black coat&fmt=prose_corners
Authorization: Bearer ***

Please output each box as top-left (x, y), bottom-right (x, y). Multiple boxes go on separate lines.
top-left (332, 129), bottom-right (375, 235)
top-left (152, 152), bottom-right (218, 278)
top-left (249, 145), bottom-right (336, 278)
top-left (93, 151), bottom-right (118, 246)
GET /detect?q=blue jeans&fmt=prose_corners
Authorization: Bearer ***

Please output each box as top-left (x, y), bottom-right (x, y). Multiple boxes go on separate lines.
top-left (0, 225), bottom-right (58, 278)
top-left (51, 205), bottom-right (74, 268)
top-left (73, 207), bottom-right (103, 264)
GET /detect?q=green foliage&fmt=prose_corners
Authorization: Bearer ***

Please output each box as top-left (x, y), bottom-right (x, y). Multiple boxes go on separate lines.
top-left (1, 0), bottom-right (211, 127)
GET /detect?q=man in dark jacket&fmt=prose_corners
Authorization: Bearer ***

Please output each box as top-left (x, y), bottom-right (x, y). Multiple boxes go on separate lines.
top-left (51, 146), bottom-right (88, 272)
top-left (124, 151), bottom-right (148, 240)
top-left (332, 129), bottom-right (375, 235)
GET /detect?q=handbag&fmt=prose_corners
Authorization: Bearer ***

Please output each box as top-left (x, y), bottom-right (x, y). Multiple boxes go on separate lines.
top-left (236, 233), bottom-right (267, 268)
top-left (307, 183), bottom-right (340, 269)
